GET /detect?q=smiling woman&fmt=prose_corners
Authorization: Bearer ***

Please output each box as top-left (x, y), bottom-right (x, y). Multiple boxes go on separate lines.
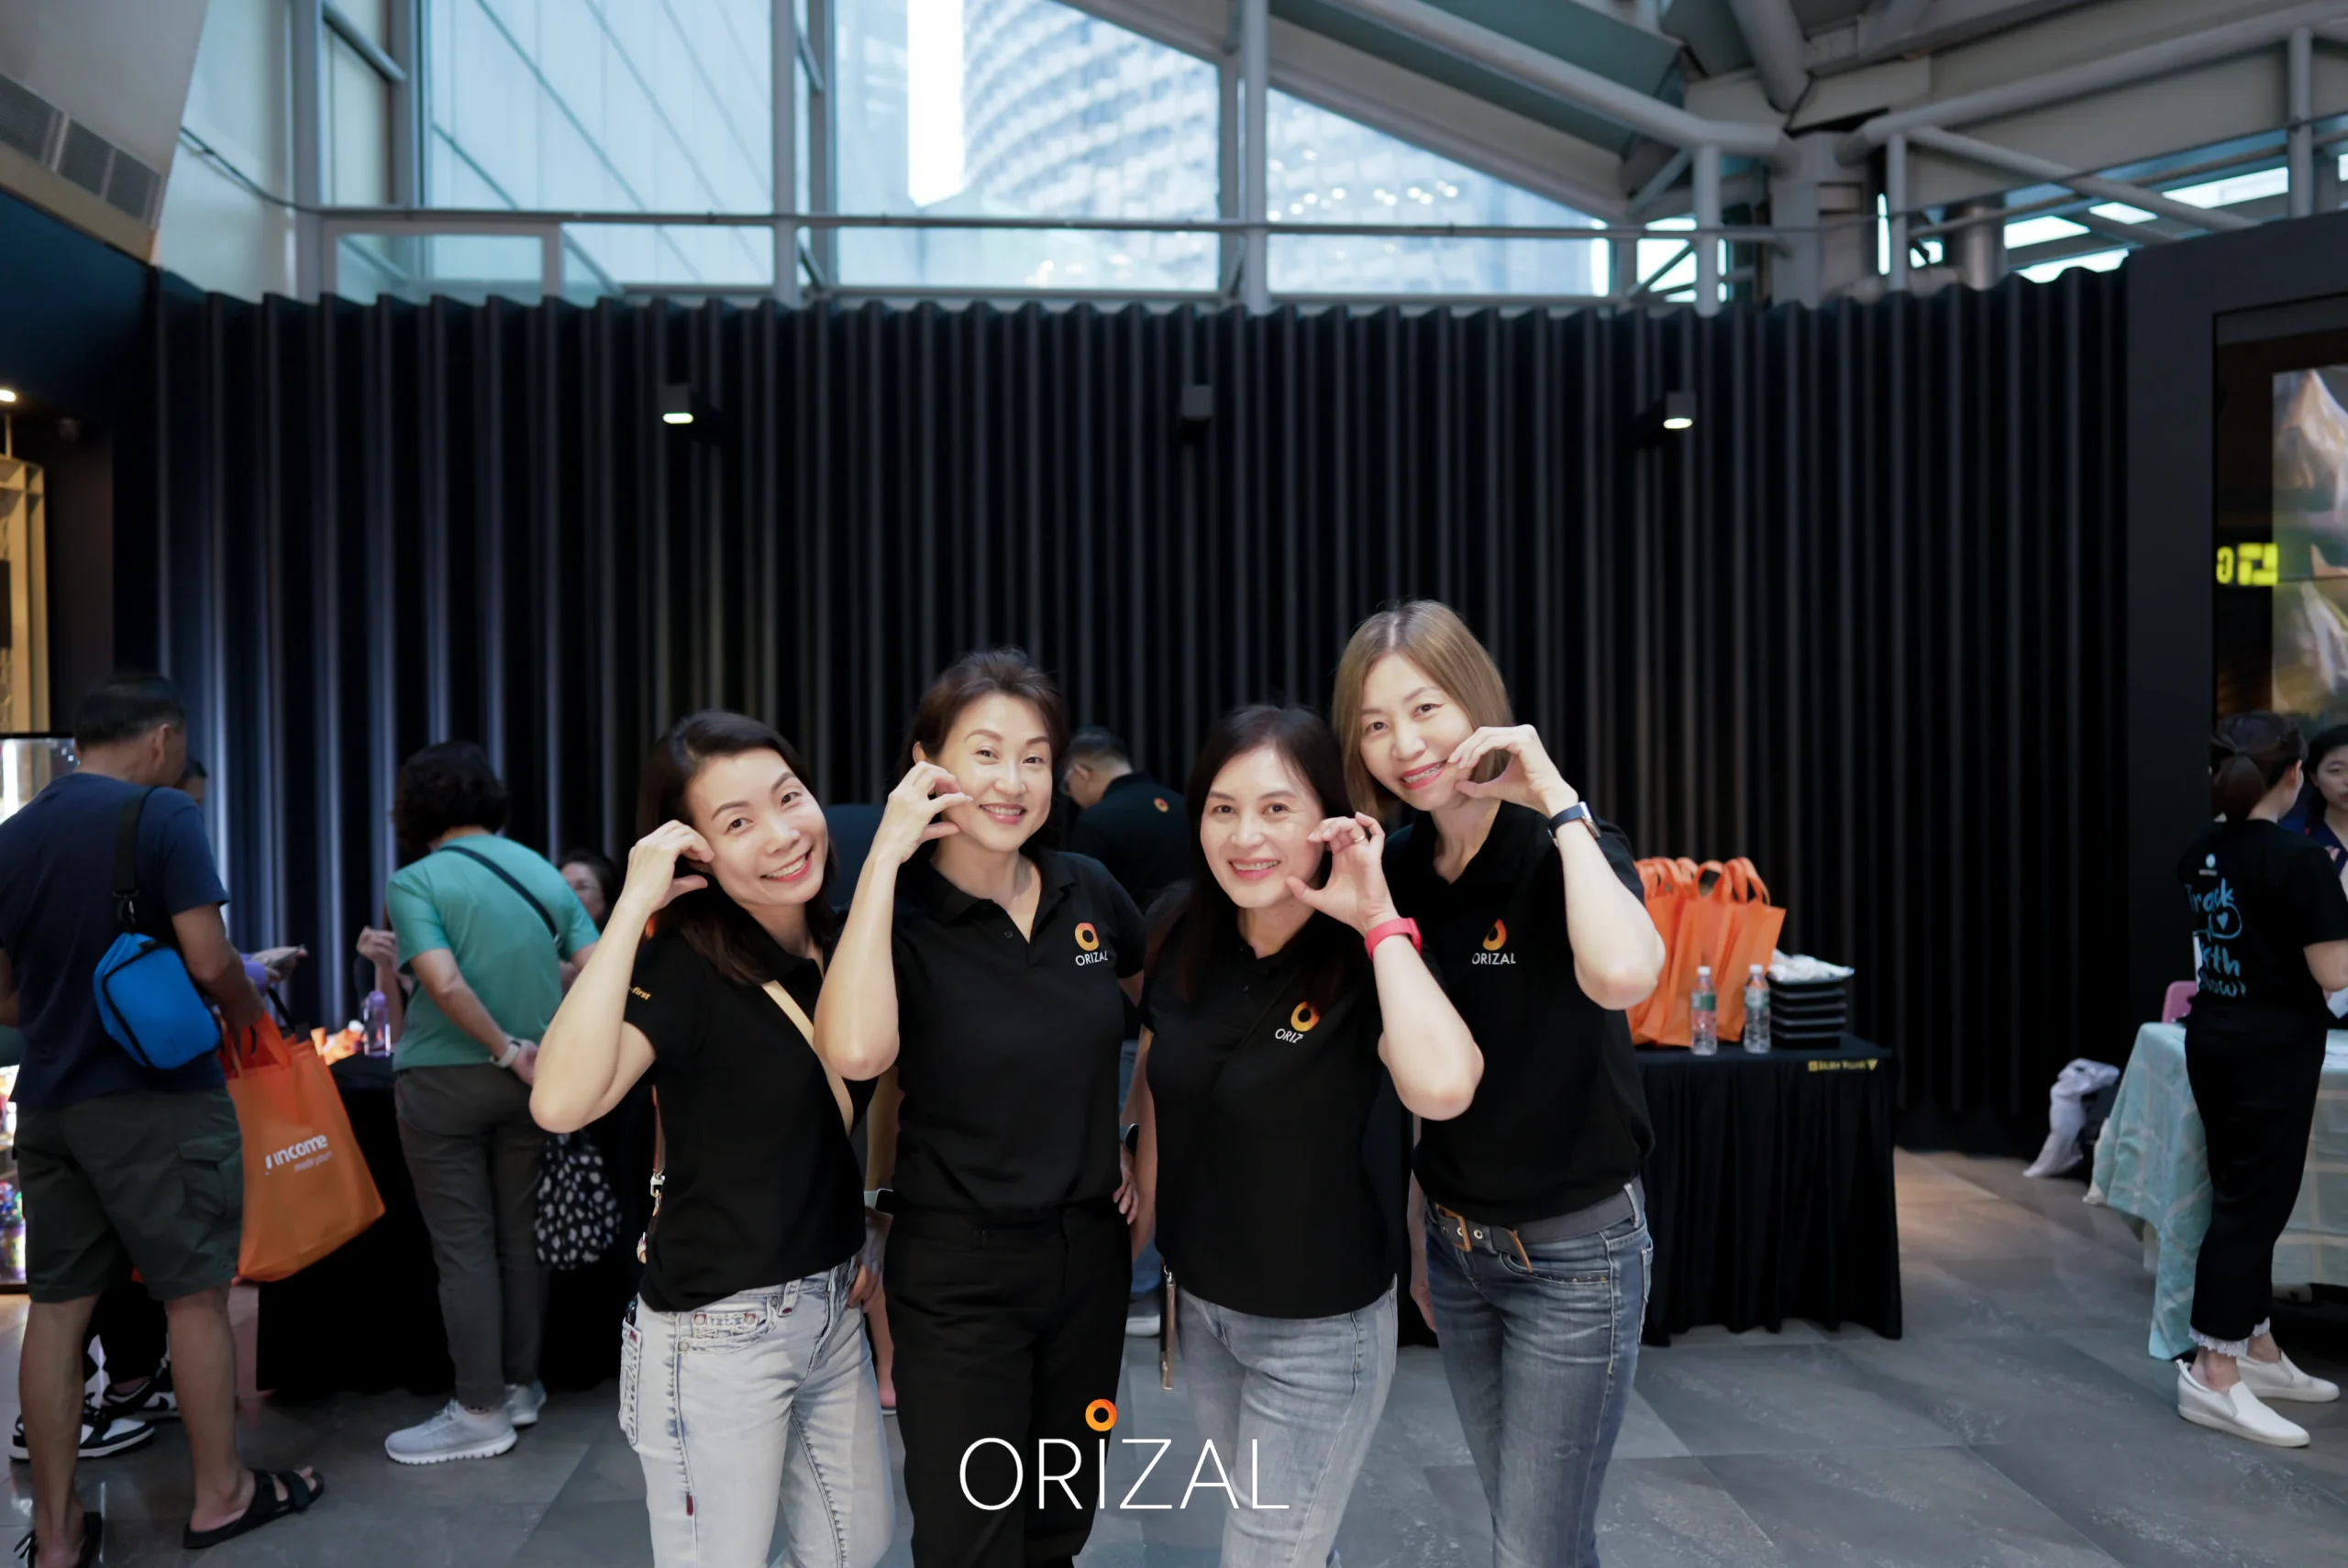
top-left (529, 711), bottom-right (889, 1568)
top-left (814, 648), bottom-right (1146, 1568)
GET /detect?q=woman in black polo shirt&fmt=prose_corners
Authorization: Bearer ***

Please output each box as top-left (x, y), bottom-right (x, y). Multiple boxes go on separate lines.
top-left (532, 712), bottom-right (888, 1568)
top-left (814, 650), bottom-right (1144, 1568)
top-left (1332, 602), bottom-right (1665, 1568)
top-left (1133, 704), bottom-right (1482, 1567)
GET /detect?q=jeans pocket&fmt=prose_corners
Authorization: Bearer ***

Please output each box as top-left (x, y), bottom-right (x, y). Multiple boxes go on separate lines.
top-left (1501, 1238), bottom-right (1614, 1288)
top-left (618, 1319), bottom-right (644, 1446)
top-left (681, 1300), bottom-right (772, 1352)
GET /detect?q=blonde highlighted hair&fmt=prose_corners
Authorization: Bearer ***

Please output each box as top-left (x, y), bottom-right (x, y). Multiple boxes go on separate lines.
top-left (1331, 600), bottom-right (1513, 818)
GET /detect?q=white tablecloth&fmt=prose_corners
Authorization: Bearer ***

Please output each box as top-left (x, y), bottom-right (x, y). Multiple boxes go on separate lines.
top-left (2087, 1022), bottom-right (2348, 1359)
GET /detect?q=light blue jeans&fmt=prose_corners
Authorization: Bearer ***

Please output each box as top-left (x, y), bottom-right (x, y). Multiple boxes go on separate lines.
top-left (1179, 1283), bottom-right (1398, 1568)
top-left (1423, 1192), bottom-right (1651, 1568)
top-left (1119, 1037), bottom-right (1162, 1296)
top-left (620, 1259), bottom-right (893, 1568)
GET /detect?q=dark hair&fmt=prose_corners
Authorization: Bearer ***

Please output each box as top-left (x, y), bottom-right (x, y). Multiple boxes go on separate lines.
top-left (2210, 712), bottom-right (2305, 823)
top-left (899, 648), bottom-right (1069, 777)
top-left (1147, 705), bottom-right (1357, 1011)
top-left (638, 710), bottom-right (839, 986)
top-left (72, 672), bottom-right (185, 747)
top-left (1069, 726), bottom-right (1131, 767)
top-left (394, 741), bottom-right (511, 850)
top-left (558, 848), bottom-right (620, 922)
top-left (180, 756), bottom-right (209, 784)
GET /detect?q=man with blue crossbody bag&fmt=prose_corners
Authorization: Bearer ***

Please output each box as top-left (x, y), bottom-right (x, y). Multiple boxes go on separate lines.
top-left (0, 675), bottom-right (324, 1565)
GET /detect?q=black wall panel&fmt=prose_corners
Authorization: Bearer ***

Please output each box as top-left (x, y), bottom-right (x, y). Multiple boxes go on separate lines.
top-left (127, 275), bottom-right (2126, 1147)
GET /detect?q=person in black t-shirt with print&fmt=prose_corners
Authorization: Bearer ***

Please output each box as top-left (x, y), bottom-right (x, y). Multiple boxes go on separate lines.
top-left (2169, 712), bottom-right (2348, 1449)
top-left (1331, 602), bottom-right (1666, 1568)
top-left (813, 651), bottom-right (1145, 1568)
top-left (533, 712), bottom-right (889, 1568)
top-left (1131, 705), bottom-right (1482, 1568)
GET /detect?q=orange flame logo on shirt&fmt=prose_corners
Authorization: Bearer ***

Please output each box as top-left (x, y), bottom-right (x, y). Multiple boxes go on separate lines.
top-left (1289, 1001), bottom-right (1320, 1032)
top-left (1074, 922), bottom-right (1101, 952)
top-left (1153, 797), bottom-right (1170, 812)
top-left (1482, 920), bottom-right (1508, 952)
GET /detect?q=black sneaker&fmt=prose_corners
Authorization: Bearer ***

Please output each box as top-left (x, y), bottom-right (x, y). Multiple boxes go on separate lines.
top-left (96, 1363), bottom-right (177, 1424)
top-left (8, 1409), bottom-right (156, 1462)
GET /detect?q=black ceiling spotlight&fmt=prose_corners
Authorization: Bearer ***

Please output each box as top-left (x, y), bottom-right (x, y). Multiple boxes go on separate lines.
top-left (658, 382), bottom-right (718, 435)
top-left (1178, 382), bottom-right (1213, 442)
top-left (1633, 390), bottom-right (1697, 446)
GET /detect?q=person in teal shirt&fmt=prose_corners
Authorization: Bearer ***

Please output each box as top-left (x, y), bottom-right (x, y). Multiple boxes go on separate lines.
top-left (380, 743), bottom-right (600, 1467)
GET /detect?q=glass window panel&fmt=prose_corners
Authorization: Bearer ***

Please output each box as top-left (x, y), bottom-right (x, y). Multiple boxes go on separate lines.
top-left (326, 35), bottom-right (391, 207)
top-left (836, 0), bottom-right (1219, 290)
top-left (1265, 92), bottom-right (1600, 297)
top-left (335, 232), bottom-right (546, 304)
top-left (421, 0), bottom-right (774, 287)
top-left (566, 223), bottom-right (775, 291)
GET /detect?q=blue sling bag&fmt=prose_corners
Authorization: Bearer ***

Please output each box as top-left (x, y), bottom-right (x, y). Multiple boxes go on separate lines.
top-left (91, 789), bottom-right (221, 1070)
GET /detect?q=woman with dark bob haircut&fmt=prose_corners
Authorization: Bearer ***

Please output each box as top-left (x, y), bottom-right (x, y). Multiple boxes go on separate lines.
top-left (381, 742), bottom-right (604, 1466)
top-left (814, 650), bottom-right (1144, 1568)
top-left (536, 712), bottom-right (891, 1568)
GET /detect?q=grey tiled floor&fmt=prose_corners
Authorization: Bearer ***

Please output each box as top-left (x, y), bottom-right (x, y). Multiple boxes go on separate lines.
top-left (6, 1150), bottom-right (2348, 1565)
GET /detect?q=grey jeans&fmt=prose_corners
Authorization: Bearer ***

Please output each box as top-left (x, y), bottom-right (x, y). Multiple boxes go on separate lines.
top-left (395, 1063), bottom-right (547, 1410)
top-left (622, 1261), bottom-right (893, 1568)
top-left (1180, 1284), bottom-right (1399, 1568)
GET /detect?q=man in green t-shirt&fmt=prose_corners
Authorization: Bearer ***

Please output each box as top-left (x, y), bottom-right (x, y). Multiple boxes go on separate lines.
top-left (379, 743), bottom-right (599, 1467)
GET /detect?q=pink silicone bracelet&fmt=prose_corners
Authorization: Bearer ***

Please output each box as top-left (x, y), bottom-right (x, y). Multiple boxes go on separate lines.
top-left (1365, 916), bottom-right (1422, 956)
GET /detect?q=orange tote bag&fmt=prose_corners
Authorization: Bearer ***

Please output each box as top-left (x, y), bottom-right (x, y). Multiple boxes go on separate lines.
top-left (1631, 859), bottom-right (1700, 1043)
top-left (1710, 859), bottom-right (1788, 1040)
top-left (221, 1020), bottom-right (384, 1281)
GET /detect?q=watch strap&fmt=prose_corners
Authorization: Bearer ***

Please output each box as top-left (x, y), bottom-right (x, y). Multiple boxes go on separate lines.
top-left (1547, 801), bottom-right (1600, 840)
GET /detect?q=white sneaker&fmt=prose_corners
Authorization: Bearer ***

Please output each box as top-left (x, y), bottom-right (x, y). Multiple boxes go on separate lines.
top-left (1125, 1296), bottom-right (1161, 1338)
top-left (2177, 1366), bottom-right (2309, 1447)
top-left (2238, 1351), bottom-right (2341, 1404)
top-left (384, 1399), bottom-right (518, 1465)
top-left (504, 1381), bottom-right (548, 1429)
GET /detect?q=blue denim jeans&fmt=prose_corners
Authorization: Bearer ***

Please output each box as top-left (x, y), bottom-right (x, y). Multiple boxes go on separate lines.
top-left (1423, 1191), bottom-right (1651, 1568)
top-left (1179, 1284), bottom-right (1398, 1568)
top-left (620, 1260), bottom-right (893, 1568)
top-left (1119, 1036), bottom-right (1162, 1297)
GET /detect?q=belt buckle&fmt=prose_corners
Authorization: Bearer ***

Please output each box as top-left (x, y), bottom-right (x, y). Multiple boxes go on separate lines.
top-left (1444, 1208), bottom-right (1473, 1252)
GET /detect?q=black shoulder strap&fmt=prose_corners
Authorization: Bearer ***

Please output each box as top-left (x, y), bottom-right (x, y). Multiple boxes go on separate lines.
top-left (113, 789), bottom-right (157, 933)
top-left (440, 843), bottom-right (560, 944)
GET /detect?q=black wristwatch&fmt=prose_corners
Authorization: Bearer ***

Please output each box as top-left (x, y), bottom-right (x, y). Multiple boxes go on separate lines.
top-left (1122, 1122), bottom-right (1142, 1155)
top-left (1548, 801), bottom-right (1600, 842)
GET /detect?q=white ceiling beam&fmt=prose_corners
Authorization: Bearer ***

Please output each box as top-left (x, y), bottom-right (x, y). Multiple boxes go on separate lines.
top-left (1839, 0), bottom-right (2348, 162)
top-left (1808, 0), bottom-right (2096, 78)
top-left (1726, 0), bottom-right (1812, 112)
top-left (1328, 0), bottom-right (1789, 158)
top-left (1904, 125), bottom-right (2259, 230)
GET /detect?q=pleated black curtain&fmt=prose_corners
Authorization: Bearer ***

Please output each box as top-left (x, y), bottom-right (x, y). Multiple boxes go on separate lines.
top-left (121, 273), bottom-right (2125, 1147)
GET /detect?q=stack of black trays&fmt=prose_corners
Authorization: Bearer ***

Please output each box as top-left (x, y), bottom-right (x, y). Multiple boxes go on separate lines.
top-left (1769, 977), bottom-right (1851, 1043)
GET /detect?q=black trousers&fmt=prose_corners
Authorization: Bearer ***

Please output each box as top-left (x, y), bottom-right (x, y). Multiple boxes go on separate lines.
top-left (2185, 1017), bottom-right (2328, 1346)
top-left (885, 1201), bottom-right (1128, 1568)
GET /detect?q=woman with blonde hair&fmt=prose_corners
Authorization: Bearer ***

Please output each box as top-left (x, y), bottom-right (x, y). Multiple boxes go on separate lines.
top-left (1332, 602), bottom-right (1664, 1568)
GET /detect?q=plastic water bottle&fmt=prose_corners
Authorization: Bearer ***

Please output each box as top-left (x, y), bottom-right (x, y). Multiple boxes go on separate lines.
top-left (1744, 964), bottom-right (1771, 1054)
top-left (1691, 966), bottom-right (1718, 1055)
top-left (362, 990), bottom-right (391, 1057)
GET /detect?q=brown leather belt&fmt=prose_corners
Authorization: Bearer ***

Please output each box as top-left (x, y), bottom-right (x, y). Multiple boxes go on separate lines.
top-left (1434, 1182), bottom-right (1642, 1264)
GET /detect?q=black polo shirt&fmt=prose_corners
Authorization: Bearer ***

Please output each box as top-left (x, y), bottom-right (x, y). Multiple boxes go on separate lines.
top-left (1070, 774), bottom-right (1191, 911)
top-left (1386, 802), bottom-right (1651, 1225)
top-left (1142, 916), bottom-right (1401, 1319)
top-left (623, 932), bottom-right (877, 1312)
top-left (890, 846), bottom-right (1145, 1215)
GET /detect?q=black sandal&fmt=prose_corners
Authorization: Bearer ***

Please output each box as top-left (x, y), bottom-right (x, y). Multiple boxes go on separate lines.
top-left (182, 1468), bottom-right (324, 1551)
top-left (16, 1510), bottom-right (102, 1567)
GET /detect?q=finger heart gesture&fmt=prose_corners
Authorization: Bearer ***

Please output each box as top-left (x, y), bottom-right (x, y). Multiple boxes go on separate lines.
top-left (625, 820), bottom-right (715, 913)
top-left (878, 761), bottom-right (974, 867)
top-left (1444, 725), bottom-right (1576, 815)
top-left (1288, 813), bottom-right (1397, 933)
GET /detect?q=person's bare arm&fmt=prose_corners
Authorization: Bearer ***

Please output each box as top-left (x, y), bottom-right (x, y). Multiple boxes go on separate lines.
top-left (1129, 1030), bottom-right (1157, 1261)
top-left (814, 763), bottom-right (970, 1079)
top-left (2308, 938), bottom-right (2348, 993)
top-left (409, 949), bottom-right (515, 1054)
top-left (172, 904), bottom-right (265, 1032)
top-left (0, 948), bottom-right (17, 1029)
